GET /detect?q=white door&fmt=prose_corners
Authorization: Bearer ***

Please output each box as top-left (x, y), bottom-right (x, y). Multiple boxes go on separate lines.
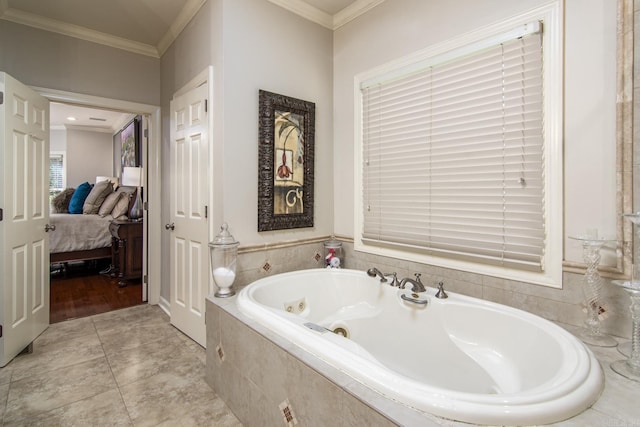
top-left (0, 72), bottom-right (50, 367)
top-left (169, 82), bottom-right (209, 347)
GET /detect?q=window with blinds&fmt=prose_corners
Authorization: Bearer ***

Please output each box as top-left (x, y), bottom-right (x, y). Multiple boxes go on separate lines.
top-left (359, 23), bottom-right (548, 273)
top-left (49, 153), bottom-right (65, 197)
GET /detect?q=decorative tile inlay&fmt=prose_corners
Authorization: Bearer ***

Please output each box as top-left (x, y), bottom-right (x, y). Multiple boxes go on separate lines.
top-left (216, 343), bottom-right (225, 362)
top-left (262, 261), bottom-right (272, 273)
top-left (313, 252), bottom-right (322, 263)
top-left (278, 399), bottom-right (298, 426)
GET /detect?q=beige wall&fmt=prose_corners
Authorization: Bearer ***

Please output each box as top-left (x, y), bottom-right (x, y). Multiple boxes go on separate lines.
top-left (221, 0), bottom-right (334, 245)
top-left (160, 0), bottom-right (221, 302)
top-left (0, 20), bottom-right (160, 106)
top-left (65, 129), bottom-right (113, 187)
top-left (159, 0), bottom-right (334, 301)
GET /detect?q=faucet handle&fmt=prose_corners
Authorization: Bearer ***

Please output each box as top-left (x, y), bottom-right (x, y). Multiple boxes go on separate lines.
top-left (414, 273), bottom-right (423, 284)
top-left (389, 272), bottom-right (400, 287)
top-left (435, 281), bottom-right (448, 299)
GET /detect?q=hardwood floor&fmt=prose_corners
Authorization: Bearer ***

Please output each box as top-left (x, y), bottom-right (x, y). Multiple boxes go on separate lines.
top-left (50, 260), bottom-right (144, 324)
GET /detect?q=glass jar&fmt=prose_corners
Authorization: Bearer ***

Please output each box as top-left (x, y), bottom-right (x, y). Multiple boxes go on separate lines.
top-left (324, 237), bottom-right (343, 269)
top-left (209, 223), bottom-right (240, 297)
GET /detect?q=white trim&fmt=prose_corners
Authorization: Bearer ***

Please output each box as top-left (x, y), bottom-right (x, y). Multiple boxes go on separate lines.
top-left (205, 66), bottom-right (216, 297)
top-left (172, 67), bottom-right (210, 99)
top-left (333, 0), bottom-right (386, 29)
top-left (267, 0), bottom-right (333, 29)
top-left (0, 8), bottom-right (159, 58)
top-left (156, 0), bottom-right (206, 56)
top-left (33, 86), bottom-right (163, 304)
top-left (112, 113), bottom-right (137, 134)
top-left (170, 65), bottom-right (217, 306)
top-left (353, 1), bottom-right (563, 288)
top-left (159, 296), bottom-right (171, 317)
top-left (360, 21), bottom-right (542, 88)
top-left (267, 0), bottom-right (384, 30)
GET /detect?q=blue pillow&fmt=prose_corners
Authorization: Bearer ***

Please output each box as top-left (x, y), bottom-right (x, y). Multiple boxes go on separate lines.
top-left (68, 182), bottom-right (93, 214)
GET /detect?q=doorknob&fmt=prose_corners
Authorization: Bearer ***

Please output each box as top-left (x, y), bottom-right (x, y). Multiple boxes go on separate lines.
top-left (165, 223), bottom-right (175, 231)
top-left (45, 224), bottom-right (56, 232)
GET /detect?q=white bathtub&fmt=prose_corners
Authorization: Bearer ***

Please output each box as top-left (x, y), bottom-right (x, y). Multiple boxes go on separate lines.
top-left (237, 269), bottom-right (603, 425)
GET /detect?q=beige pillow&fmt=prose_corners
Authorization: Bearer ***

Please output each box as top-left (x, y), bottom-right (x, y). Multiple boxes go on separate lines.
top-left (98, 191), bottom-right (122, 217)
top-left (111, 191), bottom-right (131, 218)
top-left (83, 180), bottom-right (113, 214)
top-left (51, 188), bottom-right (75, 213)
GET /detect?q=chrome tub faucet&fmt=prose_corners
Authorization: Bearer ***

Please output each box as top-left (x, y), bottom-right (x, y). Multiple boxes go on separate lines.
top-left (399, 273), bottom-right (426, 293)
top-left (435, 281), bottom-right (448, 299)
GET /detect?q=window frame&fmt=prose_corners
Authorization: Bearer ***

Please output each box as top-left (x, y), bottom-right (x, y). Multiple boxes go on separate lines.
top-left (354, 2), bottom-right (563, 287)
top-left (49, 150), bottom-right (66, 196)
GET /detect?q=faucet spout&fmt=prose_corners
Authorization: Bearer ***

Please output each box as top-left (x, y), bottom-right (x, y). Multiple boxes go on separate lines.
top-left (399, 273), bottom-right (426, 293)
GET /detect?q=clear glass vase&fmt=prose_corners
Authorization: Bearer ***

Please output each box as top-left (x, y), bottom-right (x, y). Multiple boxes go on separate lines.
top-left (569, 236), bottom-right (617, 347)
top-left (209, 223), bottom-right (239, 298)
top-left (610, 281), bottom-right (640, 382)
top-left (610, 213), bottom-right (640, 381)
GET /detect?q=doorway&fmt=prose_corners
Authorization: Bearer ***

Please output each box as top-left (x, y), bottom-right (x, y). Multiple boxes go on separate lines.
top-left (37, 86), bottom-right (162, 316)
top-left (48, 102), bottom-right (146, 322)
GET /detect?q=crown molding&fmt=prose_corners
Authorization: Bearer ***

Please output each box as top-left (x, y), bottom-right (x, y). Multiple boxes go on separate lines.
top-left (157, 0), bottom-right (206, 55)
top-left (333, 0), bottom-right (385, 29)
top-left (0, 7), bottom-right (159, 57)
top-left (268, 0), bottom-right (384, 30)
top-left (267, 0), bottom-right (333, 29)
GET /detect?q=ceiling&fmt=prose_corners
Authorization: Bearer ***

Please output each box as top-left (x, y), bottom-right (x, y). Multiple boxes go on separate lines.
top-left (50, 102), bottom-right (134, 133)
top-left (0, 0), bottom-right (382, 58)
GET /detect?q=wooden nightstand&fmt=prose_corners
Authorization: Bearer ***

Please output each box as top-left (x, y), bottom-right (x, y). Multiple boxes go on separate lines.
top-left (109, 219), bottom-right (143, 287)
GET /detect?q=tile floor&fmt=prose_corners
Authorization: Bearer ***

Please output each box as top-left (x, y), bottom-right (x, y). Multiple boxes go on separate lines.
top-left (0, 305), bottom-right (241, 426)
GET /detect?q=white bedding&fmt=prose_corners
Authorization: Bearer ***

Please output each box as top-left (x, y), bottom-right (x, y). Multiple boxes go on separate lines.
top-left (49, 213), bottom-right (114, 253)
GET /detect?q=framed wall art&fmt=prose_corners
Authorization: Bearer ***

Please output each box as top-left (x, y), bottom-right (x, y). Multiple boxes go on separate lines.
top-left (115, 115), bottom-right (141, 176)
top-left (258, 90), bottom-right (315, 231)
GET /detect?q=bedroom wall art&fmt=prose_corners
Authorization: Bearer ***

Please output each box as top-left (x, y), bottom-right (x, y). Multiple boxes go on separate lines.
top-left (114, 115), bottom-right (142, 177)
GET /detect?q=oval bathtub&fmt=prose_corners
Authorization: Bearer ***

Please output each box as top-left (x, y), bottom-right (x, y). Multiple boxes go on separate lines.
top-left (236, 269), bottom-right (603, 425)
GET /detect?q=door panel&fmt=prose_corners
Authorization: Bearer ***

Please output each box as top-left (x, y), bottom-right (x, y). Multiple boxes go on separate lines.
top-left (0, 72), bottom-right (50, 367)
top-left (169, 82), bottom-right (209, 347)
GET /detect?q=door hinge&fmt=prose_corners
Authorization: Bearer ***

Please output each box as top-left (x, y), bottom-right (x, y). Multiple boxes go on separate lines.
top-left (143, 201), bottom-right (148, 211)
top-left (0, 325), bottom-right (2, 338)
top-left (205, 99), bottom-right (208, 113)
top-left (143, 275), bottom-right (148, 284)
top-left (0, 91), bottom-right (3, 105)
top-left (144, 128), bottom-right (149, 138)
top-left (0, 208), bottom-right (3, 222)
top-left (205, 205), bottom-right (208, 219)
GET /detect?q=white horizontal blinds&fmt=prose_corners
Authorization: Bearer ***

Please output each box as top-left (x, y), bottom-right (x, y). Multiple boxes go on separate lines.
top-left (49, 154), bottom-right (64, 192)
top-left (362, 29), bottom-right (544, 271)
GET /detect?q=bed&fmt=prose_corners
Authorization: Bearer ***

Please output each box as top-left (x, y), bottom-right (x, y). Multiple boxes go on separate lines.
top-left (49, 213), bottom-right (116, 263)
top-left (48, 180), bottom-right (137, 265)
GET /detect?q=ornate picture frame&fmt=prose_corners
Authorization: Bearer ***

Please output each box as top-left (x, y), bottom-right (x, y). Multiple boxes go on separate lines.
top-left (258, 90), bottom-right (315, 231)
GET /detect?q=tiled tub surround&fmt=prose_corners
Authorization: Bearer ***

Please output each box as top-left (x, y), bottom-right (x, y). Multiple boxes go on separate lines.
top-left (233, 239), bottom-right (634, 341)
top-left (206, 294), bottom-right (640, 426)
top-left (234, 269), bottom-right (605, 425)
